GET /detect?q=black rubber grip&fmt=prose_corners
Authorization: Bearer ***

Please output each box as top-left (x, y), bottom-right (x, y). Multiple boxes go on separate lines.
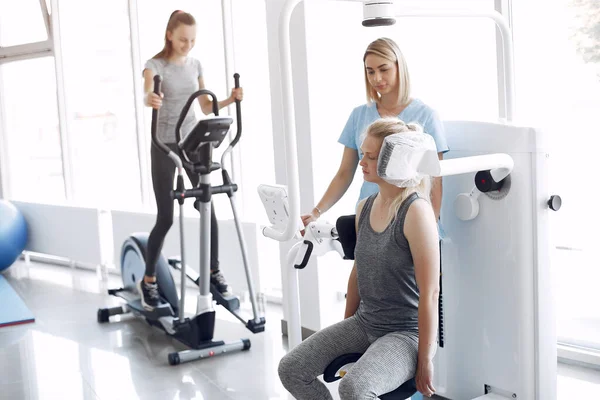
top-left (230, 73), bottom-right (242, 148)
top-left (294, 241), bottom-right (313, 269)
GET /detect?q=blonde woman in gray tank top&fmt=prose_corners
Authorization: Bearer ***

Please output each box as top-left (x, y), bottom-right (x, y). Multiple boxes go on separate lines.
top-left (138, 10), bottom-right (243, 311)
top-left (278, 119), bottom-right (440, 399)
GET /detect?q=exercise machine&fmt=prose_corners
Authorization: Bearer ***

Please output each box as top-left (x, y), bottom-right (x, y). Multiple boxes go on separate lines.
top-left (98, 73), bottom-right (265, 366)
top-left (261, 1), bottom-right (562, 398)
top-left (260, 122), bottom-right (562, 399)
top-left (259, 140), bottom-right (513, 400)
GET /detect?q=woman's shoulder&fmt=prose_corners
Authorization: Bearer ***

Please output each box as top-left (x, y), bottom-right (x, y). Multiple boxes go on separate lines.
top-left (404, 99), bottom-right (442, 130)
top-left (356, 195), bottom-right (376, 226)
top-left (145, 57), bottom-right (166, 69)
top-left (186, 57), bottom-right (202, 67)
top-left (402, 194), bottom-right (434, 225)
top-left (408, 98), bottom-right (436, 116)
top-left (359, 102), bottom-right (377, 112)
top-left (356, 197), bottom-right (368, 218)
top-left (349, 103), bottom-right (377, 120)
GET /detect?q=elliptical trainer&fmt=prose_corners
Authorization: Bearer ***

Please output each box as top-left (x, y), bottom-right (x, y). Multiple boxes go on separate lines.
top-left (98, 74), bottom-right (265, 366)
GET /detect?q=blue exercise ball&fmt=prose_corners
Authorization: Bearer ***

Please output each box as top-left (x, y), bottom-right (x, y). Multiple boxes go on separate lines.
top-left (0, 200), bottom-right (28, 272)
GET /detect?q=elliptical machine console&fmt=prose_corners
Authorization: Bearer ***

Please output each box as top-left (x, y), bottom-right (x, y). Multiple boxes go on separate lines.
top-left (98, 73), bottom-right (265, 366)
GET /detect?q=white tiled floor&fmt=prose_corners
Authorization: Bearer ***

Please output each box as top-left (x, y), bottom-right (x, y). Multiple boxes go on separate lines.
top-left (1, 261), bottom-right (599, 400)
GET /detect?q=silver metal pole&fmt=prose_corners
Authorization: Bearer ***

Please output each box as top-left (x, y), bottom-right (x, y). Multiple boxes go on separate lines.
top-left (199, 175), bottom-right (212, 297)
top-left (178, 199), bottom-right (187, 321)
top-left (175, 340), bottom-right (247, 364)
top-left (229, 195), bottom-right (260, 321)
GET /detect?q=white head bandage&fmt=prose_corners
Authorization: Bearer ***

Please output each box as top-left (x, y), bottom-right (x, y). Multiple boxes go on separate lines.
top-left (377, 131), bottom-right (439, 187)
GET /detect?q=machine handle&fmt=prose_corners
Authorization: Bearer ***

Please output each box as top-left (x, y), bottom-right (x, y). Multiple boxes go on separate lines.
top-left (229, 73), bottom-right (243, 149)
top-left (151, 75), bottom-right (171, 155)
top-left (234, 72), bottom-right (240, 90)
top-left (220, 73), bottom-right (244, 181)
top-left (174, 88), bottom-right (219, 145)
top-left (294, 241), bottom-right (313, 269)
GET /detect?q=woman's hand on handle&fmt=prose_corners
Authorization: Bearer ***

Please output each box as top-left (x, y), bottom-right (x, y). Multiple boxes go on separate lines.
top-left (143, 69), bottom-right (163, 109)
top-left (146, 92), bottom-right (163, 109)
top-left (299, 207), bottom-right (322, 236)
top-left (416, 358), bottom-right (436, 397)
top-left (301, 208), bottom-right (320, 227)
top-left (299, 211), bottom-right (317, 236)
top-left (230, 87), bottom-right (243, 102)
top-left (301, 214), bottom-right (316, 227)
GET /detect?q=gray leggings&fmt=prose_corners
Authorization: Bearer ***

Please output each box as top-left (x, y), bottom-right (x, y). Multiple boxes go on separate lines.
top-left (278, 316), bottom-right (419, 400)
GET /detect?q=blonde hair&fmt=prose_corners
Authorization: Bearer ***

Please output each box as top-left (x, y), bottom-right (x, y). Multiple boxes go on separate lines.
top-left (366, 118), bottom-right (432, 220)
top-left (363, 38), bottom-right (411, 107)
top-left (153, 10), bottom-right (196, 59)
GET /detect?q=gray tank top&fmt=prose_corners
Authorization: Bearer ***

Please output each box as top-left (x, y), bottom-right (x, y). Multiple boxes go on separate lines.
top-left (354, 192), bottom-right (421, 336)
top-left (144, 57), bottom-right (203, 143)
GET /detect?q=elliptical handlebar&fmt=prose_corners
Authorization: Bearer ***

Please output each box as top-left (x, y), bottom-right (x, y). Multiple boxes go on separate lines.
top-left (230, 73), bottom-right (242, 148)
top-left (151, 73), bottom-right (243, 173)
top-left (151, 75), bottom-right (170, 155)
top-left (220, 73), bottom-right (243, 170)
top-left (151, 75), bottom-right (183, 171)
top-left (175, 88), bottom-right (220, 145)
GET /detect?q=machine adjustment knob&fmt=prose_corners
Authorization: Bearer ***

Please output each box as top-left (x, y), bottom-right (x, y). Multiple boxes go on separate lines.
top-left (548, 195), bottom-right (562, 211)
top-left (454, 193), bottom-right (480, 221)
top-left (475, 170), bottom-right (504, 193)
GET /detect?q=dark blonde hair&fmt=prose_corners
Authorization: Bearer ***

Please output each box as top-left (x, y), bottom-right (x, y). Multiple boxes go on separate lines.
top-left (153, 10), bottom-right (196, 59)
top-left (363, 38), bottom-right (411, 107)
top-left (366, 118), bottom-right (432, 220)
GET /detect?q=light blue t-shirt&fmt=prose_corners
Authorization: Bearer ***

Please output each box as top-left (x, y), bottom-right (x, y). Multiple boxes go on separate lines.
top-left (338, 99), bottom-right (449, 201)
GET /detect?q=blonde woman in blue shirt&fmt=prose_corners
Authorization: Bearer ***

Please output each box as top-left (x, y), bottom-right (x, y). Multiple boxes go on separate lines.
top-left (302, 38), bottom-right (448, 225)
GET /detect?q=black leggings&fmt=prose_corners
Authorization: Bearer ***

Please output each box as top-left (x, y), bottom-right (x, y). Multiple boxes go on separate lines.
top-left (145, 143), bottom-right (219, 277)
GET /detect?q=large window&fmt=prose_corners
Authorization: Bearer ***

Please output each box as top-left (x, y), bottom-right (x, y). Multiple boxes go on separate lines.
top-left (58, 0), bottom-right (141, 209)
top-left (0, 0), bottom-right (60, 202)
top-left (512, 0), bottom-right (600, 352)
top-left (0, 0), bottom-right (48, 46)
top-left (1, 57), bottom-right (66, 202)
top-left (230, 0), bottom-right (277, 295)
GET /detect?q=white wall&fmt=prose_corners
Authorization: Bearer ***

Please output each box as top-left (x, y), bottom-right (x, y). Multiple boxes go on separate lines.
top-left (12, 202), bottom-right (111, 268)
top-left (10, 201), bottom-right (263, 300)
top-left (0, 82), bottom-right (5, 199)
top-left (0, 140), bottom-right (5, 198)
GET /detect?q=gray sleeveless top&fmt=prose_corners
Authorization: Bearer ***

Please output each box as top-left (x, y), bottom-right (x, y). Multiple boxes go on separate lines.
top-left (354, 192), bottom-right (421, 336)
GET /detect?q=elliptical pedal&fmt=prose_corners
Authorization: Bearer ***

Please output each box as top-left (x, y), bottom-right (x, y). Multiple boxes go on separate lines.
top-left (211, 284), bottom-right (241, 312)
top-left (169, 256), bottom-right (242, 313)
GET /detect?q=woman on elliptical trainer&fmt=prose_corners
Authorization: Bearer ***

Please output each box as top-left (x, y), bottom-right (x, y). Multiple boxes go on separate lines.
top-left (140, 10), bottom-right (243, 310)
